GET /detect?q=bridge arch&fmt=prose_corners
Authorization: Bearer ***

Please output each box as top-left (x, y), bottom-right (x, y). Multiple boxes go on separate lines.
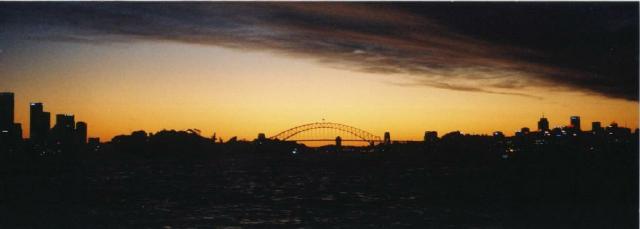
top-left (270, 122), bottom-right (382, 143)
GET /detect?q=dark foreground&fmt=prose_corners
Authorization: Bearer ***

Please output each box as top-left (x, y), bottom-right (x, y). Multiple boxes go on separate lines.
top-left (2, 149), bottom-right (637, 229)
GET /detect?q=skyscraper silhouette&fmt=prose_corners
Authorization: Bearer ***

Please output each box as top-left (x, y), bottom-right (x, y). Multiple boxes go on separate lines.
top-left (570, 116), bottom-right (581, 130)
top-left (30, 103), bottom-right (43, 138)
top-left (55, 114), bottom-right (75, 131)
top-left (0, 92), bottom-right (14, 132)
top-left (30, 102), bottom-right (51, 144)
top-left (52, 114), bottom-right (75, 145)
top-left (384, 132), bottom-right (391, 144)
top-left (76, 121), bottom-right (87, 144)
top-left (537, 116), bottom-right (549, 131)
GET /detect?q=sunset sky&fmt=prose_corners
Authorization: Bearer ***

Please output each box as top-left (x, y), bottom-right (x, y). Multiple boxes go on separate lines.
top-left (0, 2), bottom-right (638, 141)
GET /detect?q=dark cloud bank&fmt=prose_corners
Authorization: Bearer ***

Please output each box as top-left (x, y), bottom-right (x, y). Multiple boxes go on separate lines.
top-left (1, 2), bottom-right (637, 100)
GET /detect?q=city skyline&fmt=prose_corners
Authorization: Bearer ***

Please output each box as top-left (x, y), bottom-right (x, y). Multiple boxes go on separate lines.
top-left (1, 3), bottom-right (638, 228)
top-left (0, 91), bottom-right (636, 143)
top-left (1, 2), bottom-right (638, 141)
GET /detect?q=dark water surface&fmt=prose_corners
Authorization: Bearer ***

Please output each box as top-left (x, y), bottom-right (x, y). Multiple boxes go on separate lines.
top-left (2, 152), bottom-right (636, 228)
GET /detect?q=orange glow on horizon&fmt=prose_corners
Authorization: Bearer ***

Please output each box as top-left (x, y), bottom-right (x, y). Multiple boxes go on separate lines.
top-left (2, 41), bottom-right (638, 142)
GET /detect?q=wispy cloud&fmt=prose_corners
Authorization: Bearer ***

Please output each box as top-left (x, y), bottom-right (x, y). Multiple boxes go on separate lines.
top-left (1, 2), bottom-right (636, 100)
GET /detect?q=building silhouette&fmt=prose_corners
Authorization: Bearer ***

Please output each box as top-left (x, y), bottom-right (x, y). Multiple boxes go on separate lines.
top-left (570, 116), bottom-right (581, 130)
top-left (592, 121), bottom-right (603, 133)
top-left (257, 133), bottom-right (266, 141)
top-left (424, 131), bottom-right (438, 143)
top-left (55, 114), bottom-right (75, 130)
top-left (537, 116), bottom-right (549, 131)
top-left (0, 92), bottom-right (22, 156)
top-left (52, 114), bottom-right (75, 147)
top-left (76, 121), bottom-right (87, 144)
top-left (384, 131), bottom-right (391, 144)
top-left (30, 102), bottom-right (51, 145)
top-left (0, 92), bottom-right (14, 132)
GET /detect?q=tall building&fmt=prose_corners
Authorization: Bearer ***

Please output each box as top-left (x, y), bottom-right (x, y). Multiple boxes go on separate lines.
top-left (52, 114), bottom-right (75, 144)
top-left (570, 116), bottom-right (581, 130)
top-left (75, 121), bottom-right (87, 144)
top-left (30, 103), bottom-right (43, 139)
top-left (537, 116), bottom-right (549, 131)
top-left (55, 114), bottom-right (75, 131)
top-left (384, 132), bottom-right (391, 144)
top-left (0, 92), bottom-right (14, 132)
top-left (30, 103), bottom-right (51, 144)
top-left (42, 112), bottom-right (50, 131)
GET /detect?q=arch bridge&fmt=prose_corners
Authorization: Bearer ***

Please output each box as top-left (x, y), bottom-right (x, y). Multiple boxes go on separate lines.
top-left (270, 122), bottom-right (382, 145)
